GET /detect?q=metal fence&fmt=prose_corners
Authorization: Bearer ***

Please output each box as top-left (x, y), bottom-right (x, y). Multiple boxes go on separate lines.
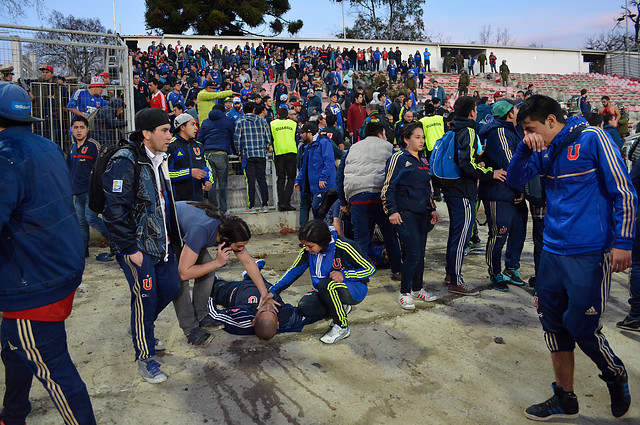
top-left (0, 24), bottom-right (134, 152)
top-left (225, 156), bottom-right (301, 211)
top-left (605, 52), bottom-right (640, 79)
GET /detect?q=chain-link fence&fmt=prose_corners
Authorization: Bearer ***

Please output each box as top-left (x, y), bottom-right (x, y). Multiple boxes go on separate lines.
top-left (605, 52), bottom-right (640, 79)
top-left (0, 24), bottom-right (134, 152)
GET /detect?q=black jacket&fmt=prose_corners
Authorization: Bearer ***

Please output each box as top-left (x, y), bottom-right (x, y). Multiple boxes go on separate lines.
top-left (440, 117), bottom-right (494, 199)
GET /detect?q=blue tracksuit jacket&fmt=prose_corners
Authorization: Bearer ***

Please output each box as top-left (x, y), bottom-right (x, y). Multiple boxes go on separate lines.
top-left (507, 115), bottom-right (637, 255)
top-left (269, 229), bottom-right (375, 302)
top-left (478, 119), bottom-right (524, 202)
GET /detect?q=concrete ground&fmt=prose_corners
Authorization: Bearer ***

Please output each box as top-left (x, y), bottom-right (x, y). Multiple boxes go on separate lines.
top-left (1, 205), bottom-right (639, 425)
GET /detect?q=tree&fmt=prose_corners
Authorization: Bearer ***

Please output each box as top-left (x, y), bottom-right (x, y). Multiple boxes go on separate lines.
top-left (584, 1), bottom-right (640, 52)
top-left (144, 0), bottom-right (303, 36)
top-left (478, 24), bottom-right (493, 45)
top-left (332, 0), bottom-right (427, 41)
top-left (29, 11), bottom-right (109, 79)
top-left (476, 24), bottom-right (514, 46)
top-left (0, 0), bottom-right (44, 19)
top-left (584, 30), bottom-right (627, 51)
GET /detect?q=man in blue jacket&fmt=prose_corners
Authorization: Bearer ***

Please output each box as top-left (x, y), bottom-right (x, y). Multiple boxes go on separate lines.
top-left (294, 122), bottom-right (336, 220)
top-left (0, 83), bottom-right (96, 424)
top-left (507, 95), bottom-right (636, 421)
top-left (478, 100), bottom-right (528, 291)
top-left (198, 104), bottom-right (235, 213)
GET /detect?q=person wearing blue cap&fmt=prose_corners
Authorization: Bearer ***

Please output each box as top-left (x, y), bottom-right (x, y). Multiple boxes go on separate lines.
top-left (478, 99), bottom-right (528, 292)
top-left (0, 82), bottom-right (97, 424)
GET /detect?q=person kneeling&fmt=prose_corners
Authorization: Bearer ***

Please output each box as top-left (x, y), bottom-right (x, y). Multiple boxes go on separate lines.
top-left (269, 220), bottom-right (376, 344)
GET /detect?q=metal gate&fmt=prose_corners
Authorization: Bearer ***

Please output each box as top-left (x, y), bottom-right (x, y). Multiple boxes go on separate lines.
top-left (0, 24), bottom-right (134, 152)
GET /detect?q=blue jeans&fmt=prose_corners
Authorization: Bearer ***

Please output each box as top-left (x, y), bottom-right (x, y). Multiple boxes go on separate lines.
top-left (205, 150), bottom-right (229, 213)
top-left (1, 319), bottom-right (96, 425)
top-left (74, 193), bottom-right (109, 249)
top-left (393, 210), bottom-right (429, 294)
top-left (116, 248), bottom-right (180, 360)
top-left (350, 192), bottom-right (401, 274)
top-left (299, 193), bottom-right (312, 228)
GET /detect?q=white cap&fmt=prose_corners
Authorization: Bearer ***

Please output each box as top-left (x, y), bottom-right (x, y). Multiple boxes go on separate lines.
top-left (174, 113), bottom-right (194, 128)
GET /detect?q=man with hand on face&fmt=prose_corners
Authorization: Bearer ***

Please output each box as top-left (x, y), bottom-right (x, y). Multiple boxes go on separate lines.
top-left (168, 113), bottom-right (212, 202)
top-left (102, 108), bottom-right (182, 384)
top-left (507, 95), bottom-right (636, 421)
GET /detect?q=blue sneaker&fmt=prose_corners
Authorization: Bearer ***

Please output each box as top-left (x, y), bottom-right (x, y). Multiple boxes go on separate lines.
top-left (242, 259), bottom-right (266, 280)
top-left (503, 268), bottom-right (526, 286)
top-left (137, 358), bottom-right (167, 384)
top-left (490, 274), bottom-right (509, 292)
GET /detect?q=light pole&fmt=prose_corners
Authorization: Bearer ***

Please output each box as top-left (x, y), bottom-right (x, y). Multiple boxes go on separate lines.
top-left (112, 0), bottom-right (117, 33)
top-left (342, 0), bottom-right (346, 39)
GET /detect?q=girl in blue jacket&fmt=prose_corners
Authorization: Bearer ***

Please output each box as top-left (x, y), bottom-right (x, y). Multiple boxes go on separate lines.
top-left (268, 220), bottom-right (375, 344)
top-left (382, 122), bottom-right (440, 310)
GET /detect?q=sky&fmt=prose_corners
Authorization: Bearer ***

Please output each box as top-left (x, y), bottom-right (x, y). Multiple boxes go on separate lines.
top-left (9, 0), bottom-right (626, 49)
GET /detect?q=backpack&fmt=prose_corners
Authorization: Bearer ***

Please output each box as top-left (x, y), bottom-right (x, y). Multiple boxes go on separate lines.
top-left (88, 139), bottom-right (140, 214)
top-left (429, 131), bottom-right (461, 183)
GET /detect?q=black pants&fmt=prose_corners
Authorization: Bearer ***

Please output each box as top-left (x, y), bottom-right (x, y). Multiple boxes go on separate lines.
top-left (245, 157), bottom-right (269, 208)
top-left (274, 153), bottom-right (297, 208)
top-left (297, 278), bottom-right (361, 328)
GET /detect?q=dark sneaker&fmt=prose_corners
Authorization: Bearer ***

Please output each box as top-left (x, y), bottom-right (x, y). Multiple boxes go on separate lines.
top-left (490, 274), bottom-right (509, 292)
top-left (525, 382), bottom-right (578, 421)
top-left (503, 268), bottom-right (526, 286)
top-left (390, 271), bottom-right (401, 281)
top-left (600, 371), bottom-right (631, 418)
top-left (443, 274), bottom-right (451, 286)
top-left (199, 315), bottom-right (225, 331)
top-left (187, 327), bottom-right (213, 347)
top-left (448, 283), bottom-right (480, 297)
top-left (616, 314), bottom-right (640, 331)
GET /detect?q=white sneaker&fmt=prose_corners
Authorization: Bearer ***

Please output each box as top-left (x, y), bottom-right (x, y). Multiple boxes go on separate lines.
top-left (399, 293), bottom-right (415, 310)
top-left (320, 324), bottom-right (351, 344)
top-left (260, 206), bottom-right (269, 213)
top-left (411, 288), bottom-right (438, 302)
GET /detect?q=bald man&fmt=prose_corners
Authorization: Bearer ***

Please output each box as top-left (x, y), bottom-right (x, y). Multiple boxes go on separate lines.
top-left (207, 276), bottom-right (323, 340)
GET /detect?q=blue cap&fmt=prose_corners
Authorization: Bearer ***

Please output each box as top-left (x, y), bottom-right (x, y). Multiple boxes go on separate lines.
top-left (0, 82), bottom-right (42, 123)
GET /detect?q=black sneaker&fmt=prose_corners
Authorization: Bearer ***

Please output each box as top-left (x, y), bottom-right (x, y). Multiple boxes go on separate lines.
top-left (490, 274), bottom-right (509, 292)
top-left (199, 315), bottom-right (225, 331)
top-left (525, 382), bottom-right (579, 421)
top-left (186, 327), bottom-right (213, 347)
top-left (503, 268), bottom-right (526, 286)
top-left (600, 371), bottom-right (631, 418)
top-left (616, 314), bottom-right (640, 332)
top-left (390, 272), bottom-right (401, 281)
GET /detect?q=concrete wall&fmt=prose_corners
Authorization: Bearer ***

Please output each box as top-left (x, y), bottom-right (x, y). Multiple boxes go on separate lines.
top-left (125, 34), bottom-right (602, 75)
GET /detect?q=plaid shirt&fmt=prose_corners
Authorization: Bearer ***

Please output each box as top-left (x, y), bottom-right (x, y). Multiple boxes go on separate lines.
top-left (233, 113), bottom-right (271, 158)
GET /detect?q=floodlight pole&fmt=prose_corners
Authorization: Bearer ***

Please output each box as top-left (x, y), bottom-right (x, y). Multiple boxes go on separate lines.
top-left (342, 0), bottom-right (346, 39)
top-left (113, 0), bottom-right (117, 33)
